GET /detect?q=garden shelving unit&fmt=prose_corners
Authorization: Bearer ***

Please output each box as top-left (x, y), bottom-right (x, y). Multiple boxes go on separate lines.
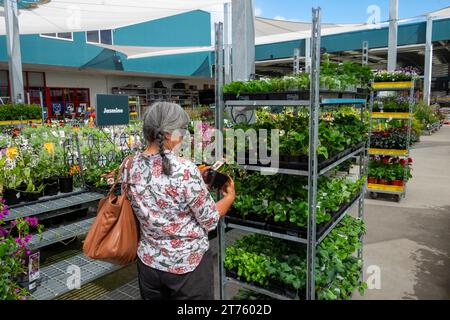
top-left (2, 132), bottom-right (131, 299)
top-left (367, 81), bottom-right (415, 202)
top-left (215, 9), bottom-right (368, 300)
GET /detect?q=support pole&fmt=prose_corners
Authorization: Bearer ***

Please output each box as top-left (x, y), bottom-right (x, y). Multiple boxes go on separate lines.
top-left (224, 2), bottom-right (232, 84)
top-left (307, 7), bottom-right (321, 301)
top-left (387, 0), bottom-right (398, 71)
top-left (4, 0), bottom-right (24, 104)
top-left (214, 22), bottom-right (226, 300)
top-left (305, 38), bottom-right (312, 73)
top-left (424, 16), bottom-right (433, 105)
top-left (293, 48), bottom-right (301, 74)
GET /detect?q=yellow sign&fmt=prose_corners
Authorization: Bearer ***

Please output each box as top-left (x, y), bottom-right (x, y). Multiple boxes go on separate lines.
top-left (6, 147), bottom-right (17, 160)
top-left (368, 183), bottom-right (404, 193)
top-left (372, 112), bottom-right (410, 119)
top-left (44, 142), bottom-right (55, 154)
top-left (372, 81), bottom-right (414, 90)
top-left (369, 148), bottom-right (408, 156)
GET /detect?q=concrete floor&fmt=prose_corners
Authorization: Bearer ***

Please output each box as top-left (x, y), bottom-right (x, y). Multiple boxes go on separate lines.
top-left (60, 126), bottom-right (450, 300)
top-left (353, 125), bottom-right (450, 300)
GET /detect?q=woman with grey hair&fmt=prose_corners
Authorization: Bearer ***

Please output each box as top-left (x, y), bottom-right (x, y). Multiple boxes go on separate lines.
top-left (122, 102), bottom-right (235, 300)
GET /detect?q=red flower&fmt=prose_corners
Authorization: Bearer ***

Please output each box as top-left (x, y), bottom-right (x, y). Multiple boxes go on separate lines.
top-left (187, 230), bottom-right (199, 238)
top-left (177, 211), bottom-right (188, 219)
top-left (400, 159), bottom-right (406, 165)
top-left (142, 253), bottom-right (154, 265)
top-left (152, 159), bottom-right (162, 177)
top-left (193, 190), bottom-right (206, 208)
top-left (187, 252), bottom-right (203, 265)
top-left (408, 157), bottom-right (413, 164)
top-left (168, 266), bottom-right (186, 274)
top-left (163, 222), bottom-right (181, 235)
top-left (183, 169), bottom-right (190, 180)
top-left (165, 186), bottom-right (179, 198)
top-left (382, 157), bottom-right (390, 165)
top-left (156, 199), bottom-right (168, 209)
top-left (171, 239), bottom-right (182, 248)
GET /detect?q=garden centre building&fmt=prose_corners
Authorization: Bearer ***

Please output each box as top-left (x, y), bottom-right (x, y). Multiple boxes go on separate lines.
top-left (1, 7), bottom-right (450, 117)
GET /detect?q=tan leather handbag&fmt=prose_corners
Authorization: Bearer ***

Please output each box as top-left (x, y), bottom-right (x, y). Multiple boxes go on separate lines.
top-left (83, 156), bottom-right (139, 265)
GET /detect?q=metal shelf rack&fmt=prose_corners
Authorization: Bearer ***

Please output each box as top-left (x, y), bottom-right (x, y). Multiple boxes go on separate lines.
top-left (367, 81), bottom-right (415, 201)
top-left (214, 8), bottom-right (368, 300)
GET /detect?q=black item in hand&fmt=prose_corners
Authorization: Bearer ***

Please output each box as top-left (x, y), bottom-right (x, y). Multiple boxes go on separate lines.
top-left (205, 169), bottom-right (229, 189)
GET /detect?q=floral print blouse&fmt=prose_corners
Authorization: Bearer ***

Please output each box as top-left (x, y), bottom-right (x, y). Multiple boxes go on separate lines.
top-left (122, 152), bottom-right (219, 274)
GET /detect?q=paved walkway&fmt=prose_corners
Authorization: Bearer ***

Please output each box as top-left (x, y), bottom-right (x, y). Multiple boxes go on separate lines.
top-left (354, 125), bottom-right (450, 300)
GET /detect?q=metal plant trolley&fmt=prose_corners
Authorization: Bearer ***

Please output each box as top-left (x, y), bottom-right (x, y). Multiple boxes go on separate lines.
top-left (214, 8), bottom-right (368, 300)
top-left (367, 81), bottom-right (415, 202)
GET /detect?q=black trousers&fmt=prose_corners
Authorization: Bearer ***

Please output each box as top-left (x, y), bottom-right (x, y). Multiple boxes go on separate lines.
top-left (137, 250), bottom-right (214, 300)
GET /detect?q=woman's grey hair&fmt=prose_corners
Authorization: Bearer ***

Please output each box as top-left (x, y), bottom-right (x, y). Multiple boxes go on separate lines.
top-left (143, 102), bottom-right (190, 175)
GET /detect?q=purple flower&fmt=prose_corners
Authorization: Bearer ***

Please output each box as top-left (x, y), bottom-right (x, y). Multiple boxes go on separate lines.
top-left (25, 250), bottom-right (31, 255)
top-left (24, 216), bottom-right (38, 227)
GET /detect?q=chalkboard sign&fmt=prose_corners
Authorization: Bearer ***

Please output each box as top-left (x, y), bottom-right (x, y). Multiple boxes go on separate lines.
top-left (96, 94), bottom-right (129, 126)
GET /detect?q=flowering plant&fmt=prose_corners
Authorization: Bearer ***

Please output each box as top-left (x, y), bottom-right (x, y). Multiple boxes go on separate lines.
top-left (373, 68), bottom-right (419, 82)
top-left (0, 199), bottom-right (43, 300)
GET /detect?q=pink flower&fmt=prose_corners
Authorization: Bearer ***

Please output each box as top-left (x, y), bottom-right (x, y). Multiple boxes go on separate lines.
top-left (183, 169), bottom-right (190, 180)
top-left (170, 239), bottom-right (182, 248)
top-left (165, 186), bottom-right (179, 198)
top-left (156, 199), bottom-right (168, 209)
top-left (142, 253), bottom-right (153, 265)
top-left (162, 222), bottom-right (181, 235)
top-left (168, 266), bottom-right (186, 274)
top-left (187, 231), bottom-right (199, 238)
top-left (187, 252), bottom-right (202, 265)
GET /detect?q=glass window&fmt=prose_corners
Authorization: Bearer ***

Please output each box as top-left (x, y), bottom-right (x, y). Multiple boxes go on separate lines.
top-left (40, 33), bottom-right (73, 41)
top-left (86, 30), bottom-right (112, 45)
top-left (86, 30), bottom-right (99, 43)
top-left (100, 30), bottom-right (112, 45)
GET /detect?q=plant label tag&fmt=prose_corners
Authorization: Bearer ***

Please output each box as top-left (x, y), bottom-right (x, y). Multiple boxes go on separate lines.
top-left (51, 130), bottom-right (58, 138)
top-left (262, 199), bottom-right (268, 207)
top-left (211, 160), bottom-right (225, 171)
top-left (28, 252), bottom-right (40, 282)
top-left (59, 130), bottom-right (65, 138)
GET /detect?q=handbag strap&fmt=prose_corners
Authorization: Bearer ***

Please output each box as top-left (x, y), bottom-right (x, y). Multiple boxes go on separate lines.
top-left (108, 155), bottom-right (133, 196)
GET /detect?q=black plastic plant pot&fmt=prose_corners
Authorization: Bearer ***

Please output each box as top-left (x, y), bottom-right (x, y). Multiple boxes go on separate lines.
top-left (3, 188), bottom-right (20, 205)
top-left (19, 183), bottom-right (42, 203)
top-left (206, 169), bottom-right (229, 190)
top-left (59, 176), bottom-right (74, 193)
top-left (43, 177), bottom-right (59, 196)
top-left (250, 93), bottom-right (268, 100)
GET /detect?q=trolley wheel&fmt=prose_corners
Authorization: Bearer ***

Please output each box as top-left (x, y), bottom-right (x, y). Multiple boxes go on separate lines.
top-left (370, 192), bottom-right (378, 199)
top-left (394, 194), bottom-right (401, 202)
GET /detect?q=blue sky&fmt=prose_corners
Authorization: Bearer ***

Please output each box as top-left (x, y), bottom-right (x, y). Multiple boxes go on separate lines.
top-left (253, 0), bottom-right (449, 23)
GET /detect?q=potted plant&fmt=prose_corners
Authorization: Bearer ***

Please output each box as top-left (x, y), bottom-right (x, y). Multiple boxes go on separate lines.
top-left (0, 199), bottom-right (43, 299)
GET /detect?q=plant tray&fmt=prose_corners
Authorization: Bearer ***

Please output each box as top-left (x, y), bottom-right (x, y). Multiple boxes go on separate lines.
top-left (226, 194), bottom-right (360, 240)
top-left (223, 90), bottom-right (369, 102)
top-left (225, 270), bottom-right (301, 299)
top-left (237, 142), bottom-right (365, 171)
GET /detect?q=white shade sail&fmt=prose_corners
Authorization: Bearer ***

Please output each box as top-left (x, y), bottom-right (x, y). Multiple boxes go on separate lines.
top-left (425, 6), bottom-right (450, 17)
top-left (255, 16), bottom-right (384, 45)
top-left (0, 0), bottom-right (230, 35)
top-left (93, 43), bottom-right (214, 59)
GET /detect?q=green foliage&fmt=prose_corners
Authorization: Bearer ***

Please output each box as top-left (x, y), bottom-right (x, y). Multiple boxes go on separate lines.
top-left (223, 58), bottom-right (373, 95)
top-left (231, 170), bottom-right (366, 228)
top-left (0, 201), bottom-right (44, 300)
top-left (413, 100), bottom-right (440, 128)
top-left (0, 104), bottom-right (42, 121)
top-left (225, 216), bottom-right (367, 300)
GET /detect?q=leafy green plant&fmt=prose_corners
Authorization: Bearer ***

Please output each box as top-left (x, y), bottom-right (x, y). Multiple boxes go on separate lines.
top-left (225, 216), bottom-right (367, 300)
top-left (0, 104), bottom-right (42, 121)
